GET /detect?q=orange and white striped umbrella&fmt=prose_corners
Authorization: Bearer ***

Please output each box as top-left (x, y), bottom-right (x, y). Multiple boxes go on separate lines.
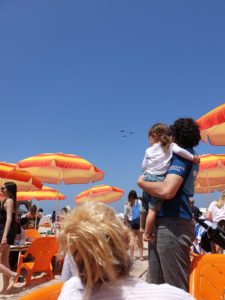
top-left (17, 186), bottom-right (66, 201)
top-left (75, 184), bottom-right (124, 204)
top-left (0, 162), bottom-right (42, 191)
top-left (195, 154), bottom-right (225, 187)
top-left (195, 182), bottom-right (225, 194)
top-left (197, 103), bottom-right (225, 145)
top-left (17, 153), bottom-right (105, 185)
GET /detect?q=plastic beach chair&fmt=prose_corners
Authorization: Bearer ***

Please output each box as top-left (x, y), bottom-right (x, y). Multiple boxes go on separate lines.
top-left (189, 254), bottom-right (225, 300)
top-left (18, 282), bottom-right (63, 300)
top-left (24, 229), bottom-right (41, 241)
top-left (16, 236), bottom-right (58, 287)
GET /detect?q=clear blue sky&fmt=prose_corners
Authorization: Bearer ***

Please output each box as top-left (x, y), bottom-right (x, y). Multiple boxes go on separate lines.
top-left (0, 0), bottom-right (225, 213)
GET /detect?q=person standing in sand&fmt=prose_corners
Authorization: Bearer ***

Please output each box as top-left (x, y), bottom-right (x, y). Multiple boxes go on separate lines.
top-left (0, 182), bottom-right (17, 294)
top-left (140, 123), bottom-right (199, 242)
top-left (137, 118), bottom-right (201, 292)
top-left (124, 190), bottom-right (144, 261)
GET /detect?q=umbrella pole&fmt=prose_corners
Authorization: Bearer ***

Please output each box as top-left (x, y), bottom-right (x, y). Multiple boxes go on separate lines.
top-left (35, 201), bottom-right (38, 230)
top-left (205, 170), bottom-right (213, 210)
top-left (54, 191), bottom-right (59, 235)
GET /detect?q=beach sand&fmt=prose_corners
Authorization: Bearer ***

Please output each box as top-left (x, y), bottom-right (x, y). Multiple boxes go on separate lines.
top-left (0, 245), bottom-right (148, 300)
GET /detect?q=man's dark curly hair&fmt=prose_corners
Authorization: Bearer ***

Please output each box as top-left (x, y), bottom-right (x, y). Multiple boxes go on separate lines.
top-left (169, 118), bottom-right (201, 148)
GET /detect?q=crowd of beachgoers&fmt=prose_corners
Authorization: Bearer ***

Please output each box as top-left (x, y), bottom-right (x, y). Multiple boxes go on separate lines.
top-left (0, 117), bottom-right (225, 300)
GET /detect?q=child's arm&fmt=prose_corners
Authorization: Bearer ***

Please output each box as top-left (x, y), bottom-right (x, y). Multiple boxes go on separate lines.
top-left (172, 143), bottom-right (199, 164)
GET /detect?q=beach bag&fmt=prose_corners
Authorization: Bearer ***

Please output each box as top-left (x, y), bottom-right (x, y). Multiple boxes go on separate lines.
top-left (131, 200), bottom-right (140, 230)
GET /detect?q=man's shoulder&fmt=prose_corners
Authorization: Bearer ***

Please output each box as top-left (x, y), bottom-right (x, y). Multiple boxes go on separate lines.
top-left (171, 149), bottom-right (194, 166)
top-left (168, 152), bottom-right (193, 177)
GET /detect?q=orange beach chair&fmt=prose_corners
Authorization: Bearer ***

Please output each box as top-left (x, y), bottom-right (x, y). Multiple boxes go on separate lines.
top-left (189, 254), bottom-right (225, 300)
top-left (16, 236), bottom-right (58, 287)
top-left (24, 229), bottom-right (41, 241)
top-left (18, 282), bottom-right (63, 300)
top-left (20, 253), bottom-right (225, 300)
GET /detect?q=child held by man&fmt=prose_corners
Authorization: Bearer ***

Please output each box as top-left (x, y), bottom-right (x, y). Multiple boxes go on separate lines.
top-left (140, 123), bottom-right (199, 242)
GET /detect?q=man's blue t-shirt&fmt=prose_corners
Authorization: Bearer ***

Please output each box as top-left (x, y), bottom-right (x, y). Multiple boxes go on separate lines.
top-left (157, 148), bottom-right (198, 220)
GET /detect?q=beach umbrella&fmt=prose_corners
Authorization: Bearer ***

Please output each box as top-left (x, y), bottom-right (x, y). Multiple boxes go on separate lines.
top-left (75, 184), bottom-right (124, 204)
top-left (194, 157), bottom-right (225, 208)
top-left (195, 182), bottom-right (225, 194)
top-left (195, 154), bottom-right (225, 187)
top-left (197, 103), bottom-right (225, 145)
top-left (17, 186), bottom-right (66, 228)
top-left (17, 186), bottom-right (66, 229)
top-left (17, 153), bottom-right (104, 184)
top-left (17, 186), bottom-right (66, 201)
top-left (0, 162), bottom-right (42, 191)
top-left (17, 153), bottom-right (105, 220)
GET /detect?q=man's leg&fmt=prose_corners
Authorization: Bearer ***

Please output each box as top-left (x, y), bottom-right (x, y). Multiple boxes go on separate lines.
top-left (156, 218), bottom-right (194, 291)
top-left (147, 240), bottom-right (165, 284)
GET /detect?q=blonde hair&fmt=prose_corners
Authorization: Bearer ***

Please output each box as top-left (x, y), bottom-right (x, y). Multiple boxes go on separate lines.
top-left (215, 190), bottom-right (225, 209)
top-left (148, 123), bottom-right (172, 152)
top-left (59, 202), bottom-right (130, 299)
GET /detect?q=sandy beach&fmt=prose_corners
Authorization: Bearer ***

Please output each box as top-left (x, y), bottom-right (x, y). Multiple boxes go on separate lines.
top-left (0, 246), bottom-right (148, 300)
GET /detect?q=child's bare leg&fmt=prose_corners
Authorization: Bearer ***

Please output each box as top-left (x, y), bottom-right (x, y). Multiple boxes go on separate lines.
top-left (136, 230), bottom-right (144, 260)
top-left (140, 211), bottom-right (147, 232)
top-left (143, 208), bottom-right (157, 242)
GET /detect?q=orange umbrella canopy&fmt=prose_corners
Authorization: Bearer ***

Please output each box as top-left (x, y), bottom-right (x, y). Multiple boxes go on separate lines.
top-left (17, 186), bottom-right (66, 201)
top-left (75, 185), bottom-right (124, 204)
top-left (197, 103), bottom-right (225, 145)
top-left (17, 153), bottom-right (105, 185)
top-left (195, 154), bottom-right (225, 187)
top-left (0, 162), bottom-right (42, 191)
top-left (195, 182), bottom-right (225, 194)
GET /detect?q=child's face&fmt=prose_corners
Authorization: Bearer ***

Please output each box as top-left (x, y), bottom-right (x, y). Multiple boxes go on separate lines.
top-left (149, 134), bottom-right (158, 145)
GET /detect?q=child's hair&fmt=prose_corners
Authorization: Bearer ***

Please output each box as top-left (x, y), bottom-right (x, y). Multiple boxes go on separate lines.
top-left (148, 123), bottom-right (172, 152)
top-left (59, 202), bottom-right (130, 299)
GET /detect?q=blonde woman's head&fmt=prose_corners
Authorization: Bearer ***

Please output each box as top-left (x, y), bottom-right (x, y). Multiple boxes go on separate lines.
top-left (59, 202), bottom-right (130, 298)
top-left (215, 190), bottom-right (225, 208)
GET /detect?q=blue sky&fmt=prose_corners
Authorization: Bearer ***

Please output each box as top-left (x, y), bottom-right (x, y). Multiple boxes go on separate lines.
top-left (0, 0), bottom-right (225, 214)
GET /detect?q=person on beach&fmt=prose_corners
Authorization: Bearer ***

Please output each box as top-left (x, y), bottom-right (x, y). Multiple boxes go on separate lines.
top-left (124, 190), bottom-right (144, 261)
top-left (58, 201), bottom-right (194, 300)
top-left (55, 207), bottom-right (70, 235)
top-left (141, 123), bottom-right (200, 242)
top-left (189, 197), bottom-right (201, 222)
top-left (137, 118), bottom-right (201, 292)
top-left (24, 205), bottom-right (41, 229)
top-left (38, 208), bottom-right (44, 219)
top-left (206, 190), bottom-right (225, 253)
top-left (9, 216), bottom-right (27, 271)
top-left (0, 182), bottom-right (17, 294)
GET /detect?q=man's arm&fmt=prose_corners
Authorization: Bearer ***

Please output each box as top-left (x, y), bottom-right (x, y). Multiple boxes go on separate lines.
top-left (137, 173), bottom-right (184, 200)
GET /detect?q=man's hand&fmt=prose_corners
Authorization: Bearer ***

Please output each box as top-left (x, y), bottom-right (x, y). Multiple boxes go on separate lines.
top-left (193, 156), bottom-right (200, 164)
top-left (137, 175), bottom-right (145, 188)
